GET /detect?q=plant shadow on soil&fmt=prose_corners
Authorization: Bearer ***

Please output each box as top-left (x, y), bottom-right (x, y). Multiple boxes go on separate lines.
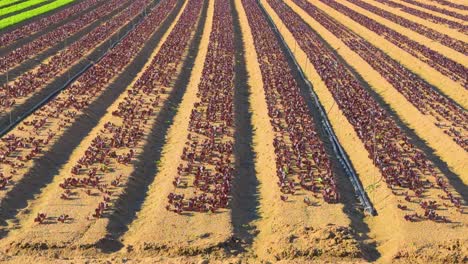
top-left (96, 0), bottom-right (208, 253)
top-left (229, 0), bottom-right (261, 255)
top-left (258, 2), bottom-right (381, 261)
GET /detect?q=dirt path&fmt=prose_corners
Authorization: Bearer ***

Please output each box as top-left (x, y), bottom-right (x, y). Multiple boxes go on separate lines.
top-left (448, 0), bottom-right (468, 7)
top-left (262, 0), bottom-right (468, 262)
top-left (308, 0), bottom-right (467, 110)
top-left (229, 0), bottom-right (258, 252)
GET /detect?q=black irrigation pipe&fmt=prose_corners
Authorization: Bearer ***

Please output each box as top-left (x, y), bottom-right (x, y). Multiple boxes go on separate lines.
top-left (257, 0), bottom-right (377, 216)
top-left (0, 2), bottom-right (155, 138)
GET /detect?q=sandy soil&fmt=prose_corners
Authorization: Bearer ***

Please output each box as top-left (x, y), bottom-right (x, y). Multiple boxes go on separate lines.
top-left (285, 0), bottom-right (467, 184)
top-left (0, 254), bottom-right (371, 263)
top-left (121, 0), bottom-right (235, 256)
top-left (308, 0), bottom-right (467, 110)
top-left (262, 0), bottom-right (468, 262)
top-left (367, 0), bottom-right (468, 42)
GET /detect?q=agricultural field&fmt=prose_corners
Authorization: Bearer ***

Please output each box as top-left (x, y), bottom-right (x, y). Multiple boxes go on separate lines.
top-left (0, 0), bottom-right (466, 263)
top-left (0, 0), bottom-right (75, 30)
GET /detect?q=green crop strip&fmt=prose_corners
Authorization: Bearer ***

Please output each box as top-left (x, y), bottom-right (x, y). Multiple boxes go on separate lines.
top-left (0, 0), bottom-right (23, 9)
top-left (0, 0), bottom-right (50, 17)
top-left (0, 0), bottom-right (74, 29)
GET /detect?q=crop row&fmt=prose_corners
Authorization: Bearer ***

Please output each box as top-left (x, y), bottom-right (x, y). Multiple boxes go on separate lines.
top-left (0, 0), bottom-right (149, 113)
top-left (241, 0), bottom-right (338, 204)
top-left (400, 0), bottom-right (467, 20)
top-left (0, 0), bottom-right (130, 73)
top-left (344, 0), bottom-right (467, 55)
top-left (373, 0), bottom-right (467, 33)
top-left (0, 0), bottom-right (74, 30)
top-left (0, 0), bottom-right (176, 208)
top-left (294, 0), bottom-right (467, 150)
top-left (0, 0), bottom-right (102, 47)
top-left (167, 0), bottom-right (235, 214)
top-left (267, 0), bottom-right (463, 222)
top-left (319, 0), bottom-right (467, 88)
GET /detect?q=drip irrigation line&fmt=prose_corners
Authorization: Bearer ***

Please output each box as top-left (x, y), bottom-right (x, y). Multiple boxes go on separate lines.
top-left (257, 0), bottom-right (377, 216)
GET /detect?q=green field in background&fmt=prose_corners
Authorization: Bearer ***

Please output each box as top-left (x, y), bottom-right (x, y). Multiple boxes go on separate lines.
top-left (0, 0), bottom-right (23, 9)
top-left (0, 0), bottom-right (49, 17)
top-left (0, 0), bottom-right (74, 30)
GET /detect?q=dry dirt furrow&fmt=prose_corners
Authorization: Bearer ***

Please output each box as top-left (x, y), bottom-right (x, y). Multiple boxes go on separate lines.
top-left (100, 0), bottom-right (209, 252)
top-left (445, 0), bottom-right (468, 8)
top-left (0, 0), bottom-right (465, 262)
top-left (428, 0), bottom-right (468, 10)
top-left (77, 0), bottom-right (207, 251)
top-left (229, 0), bottom-right (258, 252)
top-left (317, 0), bottom-right (467, 90)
